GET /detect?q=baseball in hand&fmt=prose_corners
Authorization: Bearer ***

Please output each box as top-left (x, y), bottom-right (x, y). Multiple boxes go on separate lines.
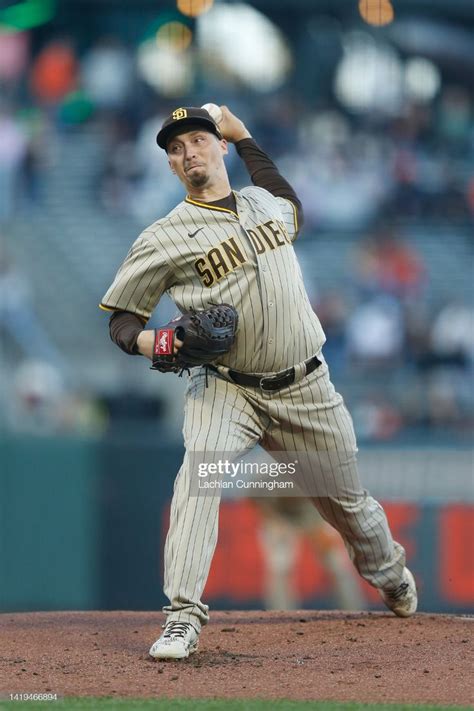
top-left (201, 103), bottom-right (223, 124)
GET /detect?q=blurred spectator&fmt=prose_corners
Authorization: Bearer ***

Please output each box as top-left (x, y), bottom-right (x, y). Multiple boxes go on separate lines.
top-left (81, 37), bottom-right (135, 112)
top-left (7, 360), bottom-right (67, 435)
top-left (437, 86), bottom-right (472, 150)
top-left (405, 300), bottom-right (432, 365)
top-left (354, 227), bottom-right (426, 301)
top-left (403, 299), bottom-right (474, 433)
top-left (313, 290), bottom-right (349, 374)
top-left (346, 294), bottom-right (404, 366)
top-left (467, 176), bottom-right (474, 219)
top-left (287, 111), bottom-right (390, 229)
top-left (99, 113), bottom-right (141, 215)
top-left (0, 31), bottom-right (29, 96)
top-left (413, 300), bottom-right (474, 371)
top-left (425, 370), bottom-right (465, 430)
top-left (6, 360), bottom-right (106, 436)
top-left (430, 301), bottom-right (474, 366)
top-left (0, 240), bottom-right (62, 367)
top-left (352, 395), bottom-right (403, 441)
top-left (30, 38), bottom-right (78, 107)
top-left (0, 106), bottom-right (28, 221)
top-left (252, 92), bottom-right (301, 157)
top-left (19, 108), bottom-right (50, 207)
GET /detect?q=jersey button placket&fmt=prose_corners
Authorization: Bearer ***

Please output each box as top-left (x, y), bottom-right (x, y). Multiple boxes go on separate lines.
top-left (239, 215), bottom-right (276, 370)
top-left (240, 224), bottom-right (269, 366)
top-left (258, 256), bottom-right (278, 365)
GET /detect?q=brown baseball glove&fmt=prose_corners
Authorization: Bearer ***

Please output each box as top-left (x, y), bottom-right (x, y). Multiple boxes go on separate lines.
top-left (150, 304), bottom-right (238, 374)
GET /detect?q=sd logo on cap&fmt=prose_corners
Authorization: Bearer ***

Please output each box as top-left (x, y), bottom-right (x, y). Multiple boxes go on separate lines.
top-left (157, 106), bottom-right (222, 150)
top-left (172, 108), bottom-right (188, 120)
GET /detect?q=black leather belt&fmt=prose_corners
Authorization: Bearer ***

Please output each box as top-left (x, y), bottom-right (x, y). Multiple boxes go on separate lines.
top-left (210, 355), bottom-right (322, 392)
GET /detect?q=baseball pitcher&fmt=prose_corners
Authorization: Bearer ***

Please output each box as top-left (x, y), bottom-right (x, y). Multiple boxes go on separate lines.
top-left (100, 106), bottom-right (417, 659)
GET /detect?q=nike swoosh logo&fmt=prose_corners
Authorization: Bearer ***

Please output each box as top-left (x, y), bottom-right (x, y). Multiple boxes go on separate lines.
top-left (188, 227), bottom-right (204, 238)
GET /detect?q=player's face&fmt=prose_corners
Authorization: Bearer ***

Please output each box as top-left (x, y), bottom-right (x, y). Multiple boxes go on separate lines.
top-left (167, 130), bottom-right (228, 191)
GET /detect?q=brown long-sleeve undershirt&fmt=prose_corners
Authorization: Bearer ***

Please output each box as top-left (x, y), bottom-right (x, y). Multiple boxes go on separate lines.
top-left (109, 137), bottom-right (303, 355)
top-left (235, 138), bottom-right (303, 222)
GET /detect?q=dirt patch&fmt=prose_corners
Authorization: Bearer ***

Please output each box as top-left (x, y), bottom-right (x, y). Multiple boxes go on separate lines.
top-left (1, 611), bottom-right (472, 705)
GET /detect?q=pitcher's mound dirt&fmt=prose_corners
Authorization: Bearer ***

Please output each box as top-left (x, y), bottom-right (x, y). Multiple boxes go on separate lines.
top-left (1, 610), bottom-right (472, 705)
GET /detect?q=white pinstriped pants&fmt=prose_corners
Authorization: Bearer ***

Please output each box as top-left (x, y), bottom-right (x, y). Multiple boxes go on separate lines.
top-left (162, 357), bottom-right (406, 630)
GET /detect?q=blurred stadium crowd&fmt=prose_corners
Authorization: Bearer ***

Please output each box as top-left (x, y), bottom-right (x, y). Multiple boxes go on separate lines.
top-left (0, 0), bottom-right (472, 443)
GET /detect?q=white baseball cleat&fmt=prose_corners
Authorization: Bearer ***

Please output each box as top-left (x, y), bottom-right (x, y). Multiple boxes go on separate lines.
top-left (380, 567), bottom-right (418, 617)
top-left (149, 621), bottom-right (199, 659)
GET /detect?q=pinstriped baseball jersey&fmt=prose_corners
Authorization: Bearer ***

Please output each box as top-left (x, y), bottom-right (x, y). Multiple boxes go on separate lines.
top-left (101, 186), bottom-right (326, 374)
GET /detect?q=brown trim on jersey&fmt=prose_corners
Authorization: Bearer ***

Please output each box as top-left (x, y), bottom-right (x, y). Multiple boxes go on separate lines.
top-left (99, 302), bottom-right (148, 325)
top-left (283, 198), bottom-right (299, 239)
top-left (185, 196), bottom-right (239, 219)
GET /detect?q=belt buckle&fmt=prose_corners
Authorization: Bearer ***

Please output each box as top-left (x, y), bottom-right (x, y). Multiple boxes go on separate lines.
top-left (259, 368), bottom-right (294, 393)
top-left (259, 375), bottom-right (276, 392)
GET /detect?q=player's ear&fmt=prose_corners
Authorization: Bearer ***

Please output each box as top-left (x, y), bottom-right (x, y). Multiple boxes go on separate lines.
top-left (168, 160), bottom-right (176, 174)
top-left (220, 138), bottom-right (228, 156)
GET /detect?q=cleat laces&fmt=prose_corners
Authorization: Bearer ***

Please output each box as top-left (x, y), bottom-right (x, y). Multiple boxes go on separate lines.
top-left (386, 581), bottom-right (409, 601)
top-left (163, 622), bottom-right (192, 639)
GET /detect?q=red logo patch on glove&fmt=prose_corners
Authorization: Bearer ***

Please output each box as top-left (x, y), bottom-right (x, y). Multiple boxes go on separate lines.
top-left (155, 328), bottom-right (174, 356)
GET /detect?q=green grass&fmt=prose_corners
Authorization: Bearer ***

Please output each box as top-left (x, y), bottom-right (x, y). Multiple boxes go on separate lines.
top-left (0, 699), bottom-right (471, 711)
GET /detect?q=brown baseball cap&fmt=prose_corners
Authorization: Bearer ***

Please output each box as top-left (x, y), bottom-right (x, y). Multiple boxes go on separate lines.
top-left (156, 106), bottom-right (223, 150)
